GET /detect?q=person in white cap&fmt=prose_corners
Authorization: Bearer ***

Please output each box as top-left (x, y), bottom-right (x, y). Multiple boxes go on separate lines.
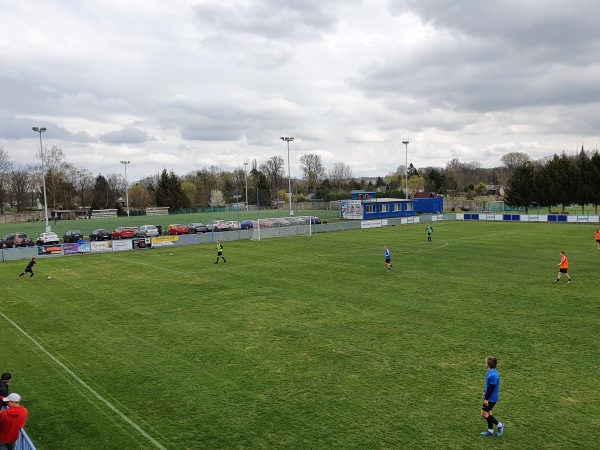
top-left (0, 393), bottom-right (28, 450)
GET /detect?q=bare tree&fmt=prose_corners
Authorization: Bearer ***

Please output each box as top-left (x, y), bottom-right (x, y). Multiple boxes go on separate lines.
top-left (10, 165), bottom-right (33, 212)
top-left (501, 152), bottom-right (530, 180)
top-left (328, 161), bottom-right (353, 192)
top-left (259, 156), bottom-right (285, 194)
top-left (299, 154), bottom-right (325, 191)
top-left (73, 168), bottom-right (95, 208)
top-left (0, 147), bottom-right (13, 213)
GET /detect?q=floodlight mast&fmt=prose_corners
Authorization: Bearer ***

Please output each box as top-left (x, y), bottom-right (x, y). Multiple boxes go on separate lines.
top-left (32, 127), bottom-right (50, 232)
top-left (402, 141), bottom-right (409, 200)
top-left (120, 160), bottom-right (130, 216)
top-left (280, 136), bottom-right (294, 215)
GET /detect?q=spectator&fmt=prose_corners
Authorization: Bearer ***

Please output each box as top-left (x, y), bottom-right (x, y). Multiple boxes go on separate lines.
top-left (0, 374), bottom-right (11, 402)
top-left (0, 393), bottom-right (28, 450)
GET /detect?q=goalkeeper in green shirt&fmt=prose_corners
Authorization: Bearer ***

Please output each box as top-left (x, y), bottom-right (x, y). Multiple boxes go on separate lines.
top-left (425, 224), bottom-right (434, 242)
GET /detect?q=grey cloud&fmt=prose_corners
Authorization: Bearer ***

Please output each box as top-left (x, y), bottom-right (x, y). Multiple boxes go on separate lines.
top-left (99, 127), bottom-right (155, 144)
top-left (192, 0), bottom-right (338, 42)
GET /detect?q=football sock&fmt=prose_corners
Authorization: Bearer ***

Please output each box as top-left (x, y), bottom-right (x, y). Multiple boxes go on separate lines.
top-left (489, 416), bottom-right (498, 426)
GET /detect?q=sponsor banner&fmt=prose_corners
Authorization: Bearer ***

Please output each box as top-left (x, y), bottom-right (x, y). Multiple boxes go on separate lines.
top-left (37, 245), bottom-right (62, 255)
top-left (576, 215), bottom-right (590, 223)
top-left (132, 237), bottom-right (151, 249)
top-left (91, 241), bottom-right (113, 252)
top-left (485, 214), bottom-right (495, 221)
top-left (406, 217), bottom-right (414, 224)
top-left (151, 236), bottom-right (179, 247)
top-left (341, 200), bottom-right (363, 220)
top-left (112, 240), bottom-right (132, 252)
top-left (63, 243), bottom-right (92, 255)
top-left (361, 220), bottom-right (382, 229)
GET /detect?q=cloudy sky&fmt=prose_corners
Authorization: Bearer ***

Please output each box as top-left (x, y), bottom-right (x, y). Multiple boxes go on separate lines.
top-left (1, 0), bottom-right (599, 181)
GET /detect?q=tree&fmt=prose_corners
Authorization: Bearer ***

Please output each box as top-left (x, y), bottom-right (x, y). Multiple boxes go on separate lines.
top-left (590, 151), bottom-right (600, 213)
top-left (210, 189), bottom-right (226, 207)
top-left (128, 184), bottom-right (151, 209)
top-left (10, 165), bottom-right (33, 212)
top-left (154, 169), bottom-right (190, 210)
top-left (423, 167), bottom-right (444, 193)
top-left (407, 175), bottom-right (425, 198)
top-left (0, 147), bottom-right (13, 213)
top-left (260, 156), bottom-right (285, 195)
top-left (474, 182), bottom-right (488, 196)
top-left (73, 168), bottom-right (95, 208)
top-left (505, 162), bottom-right (536, 212)
top-left (181, 181), bottom-right (197, 208)
top-left (501, 152), bottom-right (530, 179)
top-left (91, 174), bottom-right (116, 210)
top-left (574, 148), bottom-right (595, 213)
top-left (328, 162), bottom-right (353, 192)
top-left (254, 172), bottom-right (271, 208)
top-left (299, 154), bottom-right (325, 191)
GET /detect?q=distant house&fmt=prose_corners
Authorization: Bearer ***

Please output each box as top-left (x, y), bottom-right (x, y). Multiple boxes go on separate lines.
top-left (486, 185), bottom-right (505, 197)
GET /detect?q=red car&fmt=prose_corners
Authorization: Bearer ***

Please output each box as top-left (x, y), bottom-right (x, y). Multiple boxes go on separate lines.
top-left (168, 224), bottom-right (189, 235)
top-left (112, 227), bottom-right (136, 239)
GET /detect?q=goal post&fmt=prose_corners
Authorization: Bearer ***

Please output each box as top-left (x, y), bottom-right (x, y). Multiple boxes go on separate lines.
top-left (251, 216), bottom-right (313, 241)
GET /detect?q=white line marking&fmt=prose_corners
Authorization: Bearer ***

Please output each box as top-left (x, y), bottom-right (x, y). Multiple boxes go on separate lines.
top-left (0, 311), bottom-right (167, 450)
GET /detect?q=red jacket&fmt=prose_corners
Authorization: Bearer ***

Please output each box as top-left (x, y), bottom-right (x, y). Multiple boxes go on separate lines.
top-left (0, 405), bottom-right (28, 444)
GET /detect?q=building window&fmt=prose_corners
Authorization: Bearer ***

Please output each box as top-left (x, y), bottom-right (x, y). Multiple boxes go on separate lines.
top-left (380, 204), bottom-right (389, 213)
top-left (406, 202), bottom-right (414, 211)
top-left (365, 204), bottom-right (376, 213)
top-left (393, 203), bottom-right (401, 212)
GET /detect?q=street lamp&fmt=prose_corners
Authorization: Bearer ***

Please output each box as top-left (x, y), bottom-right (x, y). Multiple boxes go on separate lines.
top-left (32, 127), bottom-right (50, 232)
top-left (243, 162), bottom-right (248, 210)
top-left (280, 136), bottom-right (294, 216)
top-left (120, 160), bottom-right (130, 217)
top-left (402, 141), bottom-right (409, 200)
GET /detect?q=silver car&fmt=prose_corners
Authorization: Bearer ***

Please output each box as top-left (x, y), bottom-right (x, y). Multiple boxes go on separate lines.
top-left (138, 225), bottom-right (160, 237)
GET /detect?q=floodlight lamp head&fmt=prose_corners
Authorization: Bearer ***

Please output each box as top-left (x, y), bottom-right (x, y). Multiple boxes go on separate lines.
top-left (402, 141), bottom-right (409, 145)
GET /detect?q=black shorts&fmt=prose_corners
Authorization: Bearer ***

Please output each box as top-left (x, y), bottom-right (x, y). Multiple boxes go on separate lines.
top-left (481, 401), bottom-right (496, 412)
top-left (559, 268), bottom-right (568, 273)
top-left (217, 252), bottom-right (223, 256)
top-left (25, 267), bottom-right (33, 273)
top-left (385, 258), bottom-right (390, 264)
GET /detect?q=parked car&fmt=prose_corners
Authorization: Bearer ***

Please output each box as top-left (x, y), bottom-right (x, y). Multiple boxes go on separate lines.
top-left (36, 232), bottom-right (60, 245)
top-left (63, 230), bottom-right (84, 243)
top-left (207, 220), bottom-right (231, 232)
top-left (240, 220), bottom-right (254, 230)
top-left (0, 233), bottom-right (34, 248)
top-left (298, 216), bottom-right (323, 225)
top-left (273, 218), bottom-right (291, 227)
top-left (168, 224), bottom-right (189, 235)
top-left (137, 225), bottom-right (160, 237)
top-left (112, 227), bottom-right (136, 239)
top-left (188, 223), bottom-right (208, 233)
top-left (225, 221), bottom-right (240, 230)
top-left (90, 228), bottom-right (112, 241)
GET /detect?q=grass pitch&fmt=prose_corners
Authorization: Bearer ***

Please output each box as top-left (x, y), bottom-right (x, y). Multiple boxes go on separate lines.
top-left (1, 221), bottom-right (599, 449)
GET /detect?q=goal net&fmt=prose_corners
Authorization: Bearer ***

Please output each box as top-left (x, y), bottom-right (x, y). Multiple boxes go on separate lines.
top-left (251, 216), bottom-right (313, 241)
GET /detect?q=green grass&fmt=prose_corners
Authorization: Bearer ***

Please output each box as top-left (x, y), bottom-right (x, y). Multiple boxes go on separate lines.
top-left (0, 209), bottom-right (335, 240)
top-left (1, 221), bottom-right (599, 449)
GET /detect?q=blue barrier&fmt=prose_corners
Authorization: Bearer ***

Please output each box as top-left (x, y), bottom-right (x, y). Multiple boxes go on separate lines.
top-left (16, 429), bottom-right (36, 450)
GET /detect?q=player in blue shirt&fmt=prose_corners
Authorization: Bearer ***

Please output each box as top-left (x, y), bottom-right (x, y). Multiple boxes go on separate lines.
top-left (384, 245), bottom-right (393, 272)
top-left (480, 356), bottom-right (505, 436)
